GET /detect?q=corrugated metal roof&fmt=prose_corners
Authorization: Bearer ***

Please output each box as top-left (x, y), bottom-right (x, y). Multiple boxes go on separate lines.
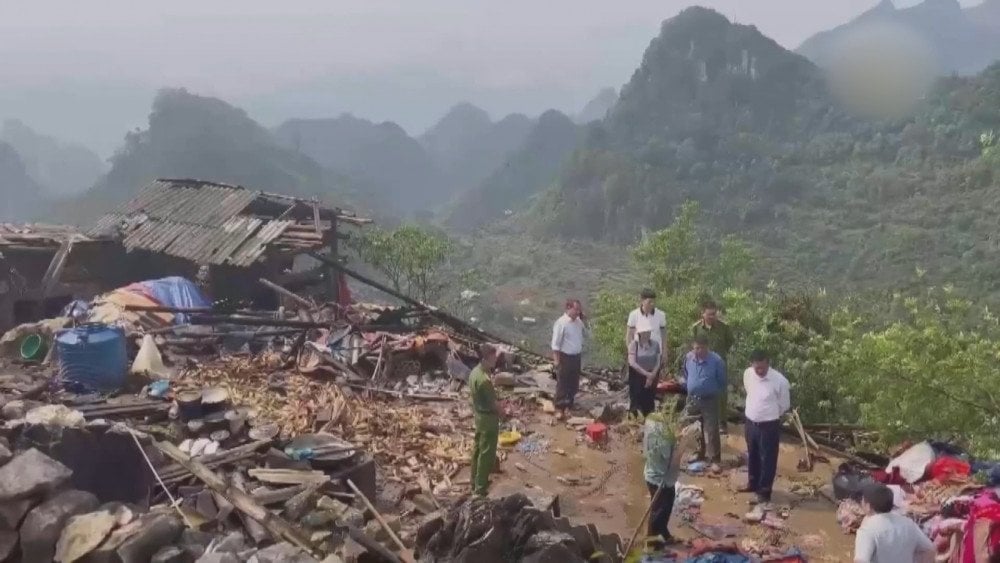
top-left (89, 179), bottom-right (335, 266)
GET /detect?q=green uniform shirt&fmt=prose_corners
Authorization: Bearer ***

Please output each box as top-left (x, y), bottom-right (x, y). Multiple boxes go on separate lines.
top-left (469, 365), bottom-right (499, 421)
top-left (691, 319), bottom-right (735, 358)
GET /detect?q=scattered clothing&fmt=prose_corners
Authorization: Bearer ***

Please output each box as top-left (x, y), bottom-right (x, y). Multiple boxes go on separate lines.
top-left (468, 364), bottom-right (499, 496)
top-left (854, 511), bottom-right (934, 563)
top-left (837, 499), bottom-right (867, 534)
top-left (886, 441), bottom-right (935, 484)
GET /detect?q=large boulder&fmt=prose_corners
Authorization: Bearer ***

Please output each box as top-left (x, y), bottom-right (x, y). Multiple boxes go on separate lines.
top-left (20, 489), bottom-right (99, 563)
top-left (54, 510), bottom-right (117, 562)
top-left (115, 513), bottom-right (184, 563)
top-left (250, 542), bottom-right (319, 563)
top-left (0, 448), bottom-right (73, 500)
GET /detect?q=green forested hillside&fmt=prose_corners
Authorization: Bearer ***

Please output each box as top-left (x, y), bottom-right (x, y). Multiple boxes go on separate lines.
top-left (526, 6), bottom-right (1000, 300)
top-left (445, 110), bottom-right (581, 231)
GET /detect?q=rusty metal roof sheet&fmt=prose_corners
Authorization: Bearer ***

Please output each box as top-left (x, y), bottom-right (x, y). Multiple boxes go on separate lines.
top-left (88, 178), bottom-right (344, 266)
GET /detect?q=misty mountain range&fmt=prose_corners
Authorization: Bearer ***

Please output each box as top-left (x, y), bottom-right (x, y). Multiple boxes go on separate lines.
top-left (3, 0), bottom-right (1000, 245)
top-left (797, 0), bottom-right (1000, 75)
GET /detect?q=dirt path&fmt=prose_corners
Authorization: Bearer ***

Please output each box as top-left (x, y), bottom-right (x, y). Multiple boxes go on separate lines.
top-left (484, 419), bottom-right (855, 561)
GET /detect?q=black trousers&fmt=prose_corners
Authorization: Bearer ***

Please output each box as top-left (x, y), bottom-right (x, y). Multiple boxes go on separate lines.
top-left (745, 418), bottom-right (781, 502)
top-left (555, 353), bottom-right (581, 409)
top-left (628, 367), bottom-right (656, 416)
top-left (646, 481), bottom-right (676, 540)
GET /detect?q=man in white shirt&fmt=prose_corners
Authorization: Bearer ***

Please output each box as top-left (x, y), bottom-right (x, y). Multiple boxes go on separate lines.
top-left (854, 483), bottom-right (935, 563)
top-left (551, 299), bottom-right (586, 420)
top-left (739, 349), bottom-right (790, 513)
top-left (626, 289), bottom-right (667, 356)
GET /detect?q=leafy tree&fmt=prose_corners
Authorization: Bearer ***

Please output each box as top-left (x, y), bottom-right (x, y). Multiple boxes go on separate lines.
top-left (348, 225), bottom-right (455, 302)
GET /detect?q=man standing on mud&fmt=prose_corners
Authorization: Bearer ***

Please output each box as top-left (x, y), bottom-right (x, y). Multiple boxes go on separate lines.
top-left (469, 344), bottom-right (501, 496)
top-left (551, 299), bottom-right (585, 420)
top-left (681, 334), bottom-right (726, 472)
top-left (691, 299), bottom-right (734, 432)
top-left (740, 349), bottom-right (789, 516)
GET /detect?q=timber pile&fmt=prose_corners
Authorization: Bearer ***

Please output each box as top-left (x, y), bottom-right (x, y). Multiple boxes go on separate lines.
top-left (174, 355), bottom-right (474, 490)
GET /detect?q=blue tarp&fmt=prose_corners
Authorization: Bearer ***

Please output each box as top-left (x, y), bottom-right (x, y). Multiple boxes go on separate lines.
top-left (127, 276), bottom-right (210, 324)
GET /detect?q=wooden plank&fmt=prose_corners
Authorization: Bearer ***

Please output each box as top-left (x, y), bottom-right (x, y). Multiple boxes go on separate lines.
top-left (248, 468), bottom-right (330, 486)
top-left (153, 440), bottom-right (320, 556)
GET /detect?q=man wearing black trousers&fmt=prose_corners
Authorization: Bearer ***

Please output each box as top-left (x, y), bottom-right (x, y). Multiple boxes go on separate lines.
top-left (740, 349), bottom-right (790, 519)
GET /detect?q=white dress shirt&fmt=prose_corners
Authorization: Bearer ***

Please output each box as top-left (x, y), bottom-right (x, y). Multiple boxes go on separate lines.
top-left (627, 307), bottom-right (667, 348)
top-left (551, 314), bottom-right (585, 355)
top-left (743, 367), bottom-right (790, 422)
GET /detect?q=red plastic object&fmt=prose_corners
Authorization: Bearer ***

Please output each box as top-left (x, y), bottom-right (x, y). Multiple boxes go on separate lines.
top-left (929, 456), bottom-right (971, 480)
top-left (656, 380), bottom-right (683, 393)
top-left (585, 422), bottom-right (608, 442)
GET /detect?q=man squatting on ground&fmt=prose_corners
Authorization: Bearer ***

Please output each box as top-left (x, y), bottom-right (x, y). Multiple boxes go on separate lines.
top-left (854, 483), bottom-right (935, 563)
top-left (468, 343), bottom-right (501, 496)
top-left (739, 349), bottom-right (790, 518)
top-left (681, 334), bottom-right (726, 472)
top-left (551, 299), bottom-right (585, 420)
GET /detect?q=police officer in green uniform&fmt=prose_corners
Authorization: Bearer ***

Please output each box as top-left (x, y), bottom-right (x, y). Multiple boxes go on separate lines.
top-left (469, 344), bottom-right (501, 496)
top-left (691, 299), bottom-right (735, 432)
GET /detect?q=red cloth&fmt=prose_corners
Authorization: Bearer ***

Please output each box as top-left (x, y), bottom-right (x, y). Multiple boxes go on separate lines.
top-left (930, 457), bottom-right (971, 480)
top-left (961, 492), bottom-right (1000, 563)
top-left (872, 466), bottom-right (909, 486)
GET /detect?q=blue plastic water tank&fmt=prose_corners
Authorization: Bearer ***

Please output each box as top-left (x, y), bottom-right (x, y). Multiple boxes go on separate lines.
top-left (55, 323), bottom-right (128, 393)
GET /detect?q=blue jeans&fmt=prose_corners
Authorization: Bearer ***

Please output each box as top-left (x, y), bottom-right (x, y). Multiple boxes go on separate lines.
top-left (745, 418), bottom-right (781, 502)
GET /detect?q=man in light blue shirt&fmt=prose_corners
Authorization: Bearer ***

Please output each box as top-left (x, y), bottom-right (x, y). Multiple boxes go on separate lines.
top-left (681, 334), bottom-right (726, 471)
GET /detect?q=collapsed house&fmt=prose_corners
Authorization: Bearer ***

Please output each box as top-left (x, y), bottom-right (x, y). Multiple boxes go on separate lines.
top-left (0, 223), bottom-right (120, 330)
top-left (87, 178), bottom-right (370, 308)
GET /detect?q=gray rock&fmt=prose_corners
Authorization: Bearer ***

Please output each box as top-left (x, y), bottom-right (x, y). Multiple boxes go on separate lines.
top-left (0, 497), bottom-right (36, 529)
top-left (178, 529), bottom-right (214, 560)
top-left (0, 530), bottom-right (17, 562)
top-left (152, 545), bottom-right (195, 563)
top-left (251, 542), bottom-right (318, 563)
top-left (196, 554), bottom-right (239, 563)
top-left (0, 448), bottom-right (73, 500)
top-left (211, 531), bottom-right (246, 554)
top-left (0, 442), bottom-right (11, 465)
top-left (1, 399), bottom-right (43, 421)
top-left (521, 543), bottom-right (586, 563)
top-left (54, 510), bottom-right (117, 563)
top-left (20, 489), bottom-right (99, 563)
top-left (115, 514), bottom-right (183, 563)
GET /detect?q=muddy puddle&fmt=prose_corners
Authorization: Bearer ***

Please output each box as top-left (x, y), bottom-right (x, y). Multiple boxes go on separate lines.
top-left (487, 420), bottom-right (854, 561)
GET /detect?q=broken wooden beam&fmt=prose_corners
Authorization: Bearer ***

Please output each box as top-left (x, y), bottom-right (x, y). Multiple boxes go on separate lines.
top-left (153, 440), bottom-right (320, 556)
top-left (189, 315), bottom-right (334, 329)
top-left (259, 278), bottom-right (316, 309)
top-left (248, 468), bottom-right (330, 486)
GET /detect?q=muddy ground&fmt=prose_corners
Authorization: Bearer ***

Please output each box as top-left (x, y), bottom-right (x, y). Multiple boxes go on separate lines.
top-left (481, 418), bottom-right (854, 562)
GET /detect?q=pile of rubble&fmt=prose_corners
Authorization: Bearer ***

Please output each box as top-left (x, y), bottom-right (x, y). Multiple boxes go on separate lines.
top-left (416, 494), bottom-right (621, 563)
top-left (0, 271), bottom-right (628, 563)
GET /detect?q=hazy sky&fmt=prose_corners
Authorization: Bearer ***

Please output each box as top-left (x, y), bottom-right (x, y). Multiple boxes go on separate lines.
top-left (0, 0), bottom-right (984, 156)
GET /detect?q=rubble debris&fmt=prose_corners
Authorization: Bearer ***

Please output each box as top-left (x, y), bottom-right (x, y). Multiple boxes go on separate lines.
top-left (416, 494), bottom-right (621, 563)
top-left (54, 509), bottom-right (117, 562)
top-left (20, 489), bottom-right (100, 562)
top-left (0, 447), bottom-right (73, 500)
